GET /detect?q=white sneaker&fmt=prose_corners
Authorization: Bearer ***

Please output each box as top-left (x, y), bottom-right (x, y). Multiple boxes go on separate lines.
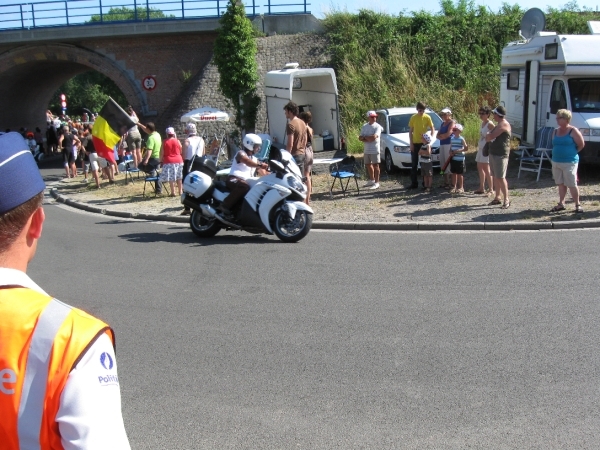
top-left (369, 182), bottom-right (380, 190)
top-left (364, 180), bottom-right (375, 187)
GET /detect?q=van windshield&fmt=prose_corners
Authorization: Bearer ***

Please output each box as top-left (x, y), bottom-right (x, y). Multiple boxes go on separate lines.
top-left (569, 79), bottom-right (600, 113)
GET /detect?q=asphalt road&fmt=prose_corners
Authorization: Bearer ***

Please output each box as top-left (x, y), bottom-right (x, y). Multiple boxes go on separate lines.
top-left (28, 167), bottom-right (600, 448)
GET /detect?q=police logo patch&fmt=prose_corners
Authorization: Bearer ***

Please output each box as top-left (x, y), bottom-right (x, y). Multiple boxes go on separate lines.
top-left (100, 352), bottom-right (114, 370)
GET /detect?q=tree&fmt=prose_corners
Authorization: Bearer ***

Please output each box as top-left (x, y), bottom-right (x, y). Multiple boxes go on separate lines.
top-left (213, 0), bottom-right (260, 133)
top-left (546, 2), bottom-right (598, 35)
top-left (49, 71), bottom-right (127, 117)
top-left (89, 6), bottom-right (173, 23)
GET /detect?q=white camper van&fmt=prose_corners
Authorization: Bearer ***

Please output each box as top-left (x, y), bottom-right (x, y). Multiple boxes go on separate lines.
top-left (500, 9), bottom-right (600, 163)
top-left (264, 63), bottom-right (341, 153)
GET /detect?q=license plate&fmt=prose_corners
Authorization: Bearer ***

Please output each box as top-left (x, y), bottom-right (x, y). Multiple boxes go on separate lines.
top-left (431, 154), bottom-right (440, 162)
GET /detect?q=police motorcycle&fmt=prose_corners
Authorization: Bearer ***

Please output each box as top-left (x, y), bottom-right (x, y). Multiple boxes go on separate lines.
top-left (181, 134), bottom-right (313, 243)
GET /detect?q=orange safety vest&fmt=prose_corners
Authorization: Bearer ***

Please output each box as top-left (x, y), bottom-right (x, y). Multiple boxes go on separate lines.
top-left (0, 287), bottom-right (114, 449)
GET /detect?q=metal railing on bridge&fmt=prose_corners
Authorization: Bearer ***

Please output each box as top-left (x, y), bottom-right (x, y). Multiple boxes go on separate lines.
top-left (0, 0), bottom-right (310, 31)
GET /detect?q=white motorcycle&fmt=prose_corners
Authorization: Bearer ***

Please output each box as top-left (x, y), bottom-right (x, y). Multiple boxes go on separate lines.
top-left (181, 150), bottom-right (313, 243)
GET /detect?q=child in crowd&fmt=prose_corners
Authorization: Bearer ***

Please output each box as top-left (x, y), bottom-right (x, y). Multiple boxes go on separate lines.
top-left (25, 132), bottom-right (37, 154)
top-left (418, 132), bottom-right (433, 193)
top-left (450, 124), bottom-right (467, 193)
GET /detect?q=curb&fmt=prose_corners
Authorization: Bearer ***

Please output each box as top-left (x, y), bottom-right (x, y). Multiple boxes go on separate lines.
top-left (50, 188), bottom-right (600, 231)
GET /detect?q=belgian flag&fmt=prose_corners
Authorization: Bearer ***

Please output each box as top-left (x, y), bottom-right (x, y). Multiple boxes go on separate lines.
top-left (92, 98), bottom-right (136, 164)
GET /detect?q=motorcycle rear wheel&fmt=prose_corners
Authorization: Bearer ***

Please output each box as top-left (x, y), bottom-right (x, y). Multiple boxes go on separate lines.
top-left (273, 209), bottom-right (312, 243)
top-left (190, 210), bottom-right (221, 237)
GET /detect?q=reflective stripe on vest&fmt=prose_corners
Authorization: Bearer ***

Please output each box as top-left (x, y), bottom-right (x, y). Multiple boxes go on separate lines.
top-left (17, 298), bottom-right (72, 450)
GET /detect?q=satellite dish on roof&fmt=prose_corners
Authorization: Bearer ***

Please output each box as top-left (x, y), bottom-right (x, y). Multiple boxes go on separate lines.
top-left (520, 8), bottom-right (546, 40)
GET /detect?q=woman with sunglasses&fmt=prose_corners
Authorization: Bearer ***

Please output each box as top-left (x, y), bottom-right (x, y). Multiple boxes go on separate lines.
top-left (475, 106), bottom-right (495, 195)
top-left (486, 105), bottom-right (512, 209)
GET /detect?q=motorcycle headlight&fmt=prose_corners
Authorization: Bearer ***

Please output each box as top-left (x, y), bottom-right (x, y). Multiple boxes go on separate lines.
top-left (287, 175), bottom-right (305, 192)
top-left (394, 145), bottom-right (411, 153)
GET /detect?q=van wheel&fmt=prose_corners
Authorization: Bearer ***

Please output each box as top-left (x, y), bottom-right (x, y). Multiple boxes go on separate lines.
top-left (190, 210), bottom-right (221, 237)
top-left (385, 150), bottom-right (397, 174)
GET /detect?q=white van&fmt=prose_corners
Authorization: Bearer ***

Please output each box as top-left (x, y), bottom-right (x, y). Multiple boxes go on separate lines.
top-left (264, 63), bottom-right (341, 153)
top-left (500, 14), bottom-right (600, 163)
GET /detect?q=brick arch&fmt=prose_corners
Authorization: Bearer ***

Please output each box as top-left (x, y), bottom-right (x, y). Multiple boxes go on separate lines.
top-left (0, 43), bottom-right (146, 131)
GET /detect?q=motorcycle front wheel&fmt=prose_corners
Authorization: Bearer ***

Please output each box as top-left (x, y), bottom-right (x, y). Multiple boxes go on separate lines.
top-left (273, 209), bottom-right (313, 243)
top-left (190, 210), bottom-right (221, 238)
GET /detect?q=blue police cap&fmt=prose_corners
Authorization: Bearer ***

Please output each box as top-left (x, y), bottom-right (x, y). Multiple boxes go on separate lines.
top-left (0, 132), bottom-right (46, 214)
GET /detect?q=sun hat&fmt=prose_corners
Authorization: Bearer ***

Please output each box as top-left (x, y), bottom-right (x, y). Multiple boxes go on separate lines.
top-left (185, 123), bottom-right (197, 134)
top-left (421, 133), bottom-right (432, 143)
top-left (440, 108), bottom-right (452, 114)
top-left (492, 105), bottom-right (506, 117)
top-left (366, 110), bottom-right (378, 117)
top-left (0, 132), bottom-right (45, 214)
top-left (453, 123), bottom-right (464, 132)
top-left (166, 127), bottom-right (176, 135)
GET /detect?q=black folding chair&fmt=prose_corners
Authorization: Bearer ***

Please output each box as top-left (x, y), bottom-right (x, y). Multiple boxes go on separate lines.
top-left (329, 156), bottom-right (360, 197)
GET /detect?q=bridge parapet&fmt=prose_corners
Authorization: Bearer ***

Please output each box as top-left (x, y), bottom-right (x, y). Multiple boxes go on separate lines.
top-left (0, 0), bottom-right (310, 31)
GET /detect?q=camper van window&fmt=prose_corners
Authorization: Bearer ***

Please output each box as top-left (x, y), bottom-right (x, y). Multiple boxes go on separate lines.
top-left (293, 78), bottom-right (302, 89)
top-left (550, 80), bottom-right (568, 114)
top-left (568, 79), bottom-right (600, 113)
top-left (545, 43), bottom-right (558, 60)
top-left (507, 70), bottom-right (519, 90)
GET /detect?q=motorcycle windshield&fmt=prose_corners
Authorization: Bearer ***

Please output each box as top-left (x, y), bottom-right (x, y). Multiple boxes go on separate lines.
top-left (280, 149), bottom-right (302, 177)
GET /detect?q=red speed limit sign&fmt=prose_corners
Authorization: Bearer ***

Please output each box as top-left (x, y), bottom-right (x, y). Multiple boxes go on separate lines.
top-left (142, 76), bottom-right (157, 91)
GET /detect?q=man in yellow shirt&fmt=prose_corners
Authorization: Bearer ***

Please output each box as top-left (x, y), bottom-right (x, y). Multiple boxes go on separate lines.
top-left (408, 102), bottom-right (435, 189)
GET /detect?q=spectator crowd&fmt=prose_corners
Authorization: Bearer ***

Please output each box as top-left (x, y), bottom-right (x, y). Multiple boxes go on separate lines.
top-left (7, 100), bottom-right (588, 216)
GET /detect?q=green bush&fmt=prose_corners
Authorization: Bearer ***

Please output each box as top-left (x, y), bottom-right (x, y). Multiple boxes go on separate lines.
top-left (322, 1), bottom-right (599, 152)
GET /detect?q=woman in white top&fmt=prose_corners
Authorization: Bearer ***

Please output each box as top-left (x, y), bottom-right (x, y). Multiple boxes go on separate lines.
top-left (474, 105), bottom-right (495, 195)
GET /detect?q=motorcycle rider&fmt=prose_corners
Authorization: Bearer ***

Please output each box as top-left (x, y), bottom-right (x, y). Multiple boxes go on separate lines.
top-left (216, 133), bottom-right (268, 218)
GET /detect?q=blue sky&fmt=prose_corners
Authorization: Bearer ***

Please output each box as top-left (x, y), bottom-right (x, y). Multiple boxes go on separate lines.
top-left (308, 0), bottom-right (599, 18)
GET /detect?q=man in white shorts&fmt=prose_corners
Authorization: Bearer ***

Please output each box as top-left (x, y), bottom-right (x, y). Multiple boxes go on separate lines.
top-left (359, 110), bottom-right (384, 189)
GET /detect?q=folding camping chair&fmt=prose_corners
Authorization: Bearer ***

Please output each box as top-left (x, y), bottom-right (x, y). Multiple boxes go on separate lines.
top-left (143, 169), bottom-right (170, 197)
top-left (517, 126), bottom-right (554, 181)
top-left (329, 156), bottom-right (360, 197)
top-left (204, 129), bottom-right (228, 167)
top-left (123, 155), bottom-right (141, 183)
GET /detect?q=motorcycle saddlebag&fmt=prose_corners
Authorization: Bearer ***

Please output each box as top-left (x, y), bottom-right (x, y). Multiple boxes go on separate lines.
top-left (183, 171), bottom-right (213, 199)
top-left (190, 155), bottom-right (217, 179)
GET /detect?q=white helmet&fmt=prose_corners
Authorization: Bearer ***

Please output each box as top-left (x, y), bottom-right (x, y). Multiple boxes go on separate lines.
top-left (185, 123), bottom-right (197, 134)
top-left (243, 133), bottom-right (262, 153)
top-left (421, 133), bottom-right (432, 144)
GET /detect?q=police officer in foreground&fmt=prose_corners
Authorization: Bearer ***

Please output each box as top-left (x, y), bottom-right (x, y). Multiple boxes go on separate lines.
top-left (0, 132), bottom-right (130, 449)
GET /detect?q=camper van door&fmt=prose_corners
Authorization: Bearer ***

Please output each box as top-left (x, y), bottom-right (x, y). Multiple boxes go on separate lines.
top-left (266, 97), bottom-right (291, 147)
top-left (524, 60), bottom-right (539, 144)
